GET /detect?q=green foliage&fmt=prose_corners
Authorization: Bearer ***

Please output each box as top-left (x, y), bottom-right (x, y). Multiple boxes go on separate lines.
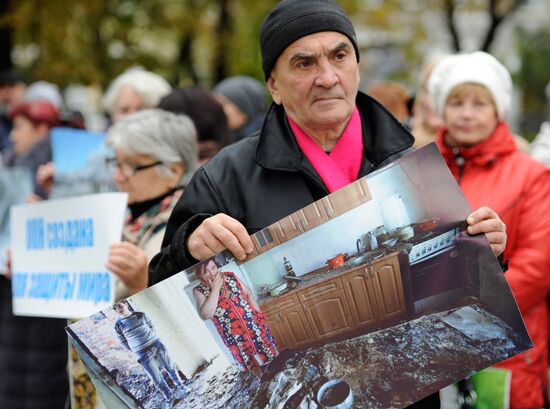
top-left (0, 0), bottom-right (528, 95)
top-left (514, 26), bottom-right (550, 139)
top-left (224, 0), bottom-right (278, 79)
top-left (2, 0), bottom-right (277, 88)
top-left (4, 0), bottom-right (181, 87)
top-left (515, 27), bottom-right (550, 115)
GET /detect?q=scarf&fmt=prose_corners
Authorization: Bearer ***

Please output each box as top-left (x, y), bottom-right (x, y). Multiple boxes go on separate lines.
top-left (288, 107), bottom-right (364, 193)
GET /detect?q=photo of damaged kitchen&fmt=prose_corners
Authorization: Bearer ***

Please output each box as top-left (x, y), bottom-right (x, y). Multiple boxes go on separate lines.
top-left (67, 146), bottom-right (532, 409)
top-left (178, 146), bottom-right (531, 408)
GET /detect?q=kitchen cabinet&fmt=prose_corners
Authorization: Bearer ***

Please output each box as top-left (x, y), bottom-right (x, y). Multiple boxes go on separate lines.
top-left (341, 255), bottom-right (406, 325)
top-left (369, 256), bottom-right (406, 321)
top-left (321, 178), bottom-right (371, 219)
top-left (251, 225), bottom-right (279, 254)
top-left (261, 253), bottom-right (406, 351)
top-left (341, 268), bottom-right (379, 328)
top-left (273, 216), bottom-right (302, 243)
top-left (270, 179), bottom-right (370, 247)
top-left (264, 294), bottom-right (314, 350)
top-left (291, 201), bottom-right (329, 232)
top-left (299, 280), bottom-right (354, 340)
top-left (274, 201), bottom-right (329, 244)
top-left (240, 226), bottom-right (276, 263)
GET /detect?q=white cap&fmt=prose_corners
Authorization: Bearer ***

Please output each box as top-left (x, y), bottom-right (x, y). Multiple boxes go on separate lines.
top-left (25, 81), bottom-right (64, 111)
top-left (428, 51), bottom-right (512, 120)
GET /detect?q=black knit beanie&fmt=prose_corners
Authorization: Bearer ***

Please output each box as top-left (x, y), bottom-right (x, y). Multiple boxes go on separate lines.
top-left (260, 0), bottom-right (359, 80)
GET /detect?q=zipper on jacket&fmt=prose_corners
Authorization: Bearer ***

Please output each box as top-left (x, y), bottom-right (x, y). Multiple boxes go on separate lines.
top-left (452, 148), bottom-right (465, 185)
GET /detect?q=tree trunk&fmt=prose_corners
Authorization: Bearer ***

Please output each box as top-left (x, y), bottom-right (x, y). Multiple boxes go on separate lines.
top-left (444, 0), bottom-right (461, 51)
top-left (175, 36), bottom-right (198, 86)
top-left (480, 0), bottom-right (523, 52)
top-left (213, 0), bottom-right (231, 84)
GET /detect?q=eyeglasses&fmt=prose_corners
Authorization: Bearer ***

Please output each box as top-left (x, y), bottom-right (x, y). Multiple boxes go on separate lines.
top-left (105, 157), bottom-right (163, 178)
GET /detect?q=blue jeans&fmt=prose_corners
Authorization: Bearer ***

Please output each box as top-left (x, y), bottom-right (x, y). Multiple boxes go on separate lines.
top-left (137, 340), bottom-right (183, 400)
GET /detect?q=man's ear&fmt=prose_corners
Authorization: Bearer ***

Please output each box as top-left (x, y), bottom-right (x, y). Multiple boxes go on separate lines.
top-left (267, 75), bottom-right (282, 105)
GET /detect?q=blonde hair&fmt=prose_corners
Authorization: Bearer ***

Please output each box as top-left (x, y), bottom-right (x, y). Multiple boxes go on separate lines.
top-left (446, 83), bottom-right (497, 109)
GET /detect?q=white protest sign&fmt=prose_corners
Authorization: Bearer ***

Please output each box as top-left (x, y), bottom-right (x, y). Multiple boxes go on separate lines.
top-left (10, 192), bottom-right (127, 319)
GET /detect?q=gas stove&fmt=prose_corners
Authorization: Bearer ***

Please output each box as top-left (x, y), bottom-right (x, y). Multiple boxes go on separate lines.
top-left (408, 227), bottom-right (459, 265)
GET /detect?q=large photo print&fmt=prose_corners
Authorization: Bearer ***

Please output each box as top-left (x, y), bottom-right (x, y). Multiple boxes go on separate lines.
top-left (67, 145), bottom-right (531, 408)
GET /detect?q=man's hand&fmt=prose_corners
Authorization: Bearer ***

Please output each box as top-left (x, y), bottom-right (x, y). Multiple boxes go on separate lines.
top-left (467, 206), bottom-right (506, 257)
top-left (187, 214), bottom-right (254, 261)
top-left (106, 242), bottom-right (148, 295)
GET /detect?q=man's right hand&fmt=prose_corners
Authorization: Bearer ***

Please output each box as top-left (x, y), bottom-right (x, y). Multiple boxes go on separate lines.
top-left (187, 213), bottom-right (254, 261)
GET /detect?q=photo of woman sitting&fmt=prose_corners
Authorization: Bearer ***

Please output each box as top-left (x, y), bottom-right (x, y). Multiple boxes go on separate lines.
top-left (193, 258), bottom-right (278, 377)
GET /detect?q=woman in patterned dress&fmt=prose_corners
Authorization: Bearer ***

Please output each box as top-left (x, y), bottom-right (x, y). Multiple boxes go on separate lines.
top-left (193, 259), bottom-right (278, 377)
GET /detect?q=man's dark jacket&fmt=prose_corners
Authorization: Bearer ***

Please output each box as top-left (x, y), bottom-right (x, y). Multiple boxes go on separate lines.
top-left (148, 91), bottom-right (440, 409)
top-left (148, 91), bottom-right (415, 285)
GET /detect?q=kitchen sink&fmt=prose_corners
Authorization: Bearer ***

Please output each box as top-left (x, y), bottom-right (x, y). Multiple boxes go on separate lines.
top-left (346, 249), bottom-right (386, 267)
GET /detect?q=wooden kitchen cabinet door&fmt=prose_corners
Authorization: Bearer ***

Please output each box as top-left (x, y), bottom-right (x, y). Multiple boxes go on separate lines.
top-left (291, 201), bottom-right (329, 232)
top-left (341, 268), bottom-right (380, 327)
top-left (273, 216), bottom-right (301, 244)
top-left (280, 304), bottom-right (315, 348)
top-left (321, 178), bottom-right (371, 219)
top-left (252, 226), bottom-right (279, 254)
top-left (265, 305), bottom-right (314, 350)
top-left (369, 255), bottom-right (406, 321)
top-left (264, 312), bottom-right (291, 351)
top-left (301, 286), bottom-right (354, 340)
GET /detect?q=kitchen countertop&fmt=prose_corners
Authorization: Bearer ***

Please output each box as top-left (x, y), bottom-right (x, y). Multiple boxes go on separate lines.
top-left (256, 225), bottom-right (464, 302)
top-left (258, 250), bottom-right (402, 306)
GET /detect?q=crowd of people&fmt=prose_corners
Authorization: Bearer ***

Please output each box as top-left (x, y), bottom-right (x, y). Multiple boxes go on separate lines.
top-left (1, 0), bottom-right (550, 408)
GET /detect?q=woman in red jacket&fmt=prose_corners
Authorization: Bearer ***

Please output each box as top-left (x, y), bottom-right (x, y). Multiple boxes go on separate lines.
top-left (429, 51), bottom-right (550, 409)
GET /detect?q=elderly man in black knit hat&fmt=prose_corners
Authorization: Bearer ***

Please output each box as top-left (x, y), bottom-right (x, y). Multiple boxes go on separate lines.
top-left (149, 1), bottom-right (507, 406)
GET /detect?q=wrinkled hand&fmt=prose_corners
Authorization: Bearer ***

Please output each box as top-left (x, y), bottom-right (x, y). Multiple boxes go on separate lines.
top-left (187, 214), bottom-right (254, 261)
top-left (36, 162), bottom-right (55, 194)
top-left (106, 242), bottom-right (148, 295)
top-left (467, 206), bottom-right (506, 257)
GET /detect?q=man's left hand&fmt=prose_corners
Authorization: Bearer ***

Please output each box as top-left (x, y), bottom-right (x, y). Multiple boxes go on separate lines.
top-left (467, 206), bottom-right (506, 257)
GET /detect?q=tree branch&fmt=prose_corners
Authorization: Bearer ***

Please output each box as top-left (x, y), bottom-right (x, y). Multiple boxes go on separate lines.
top-left (444, 0), bottom-right (461, 51)
top-left (480, 0), bottom-right (523, 52)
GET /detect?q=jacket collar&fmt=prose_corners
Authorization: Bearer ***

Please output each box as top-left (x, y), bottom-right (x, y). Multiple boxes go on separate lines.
top-left (436, 122), bottom-right (517, 167)
top-left (254, 91), bottom-right (414, 175)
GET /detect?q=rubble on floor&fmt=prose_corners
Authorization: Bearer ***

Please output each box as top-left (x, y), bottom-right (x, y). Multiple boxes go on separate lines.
top-left (158, 303), bottom-right (527, 409)
top-left (171, 355), bottom-right (260, 409)
top-left (249, 303), bottom-right (528, 408)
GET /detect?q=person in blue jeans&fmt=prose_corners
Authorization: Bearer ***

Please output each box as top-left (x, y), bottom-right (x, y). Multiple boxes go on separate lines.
top-left (114, 300), bottom-right (186, 405)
